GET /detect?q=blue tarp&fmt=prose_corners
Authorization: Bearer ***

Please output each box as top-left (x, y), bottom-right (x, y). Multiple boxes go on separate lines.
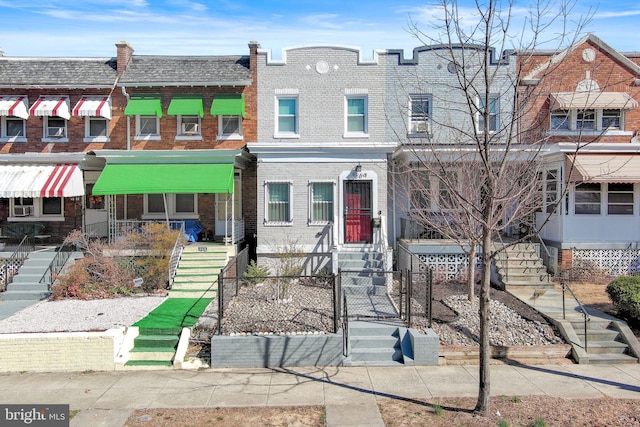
top-left (183, 220), bottom-right (203, 242)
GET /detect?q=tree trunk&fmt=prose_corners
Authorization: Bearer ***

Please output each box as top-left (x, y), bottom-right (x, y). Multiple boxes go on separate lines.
top-left (467, 242), bottom-right (476, 302)
top-left (474, 231), bottom-right (492, 415)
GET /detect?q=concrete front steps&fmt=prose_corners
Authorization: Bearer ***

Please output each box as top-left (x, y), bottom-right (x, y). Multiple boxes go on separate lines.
top-left (493, 242), bottom-right (554, 290)
top-left (170, 243), bottom-right (230, 298)
top-left (125, 327), bottom-right (182, 368)
top-left (2, 250), bottom-right (57, 301)
top-left (497, 241), bottom-right (640, 364)
top-left (346, 321), bottom-right (411, 366)
top-left (338, 249), bottom-right (387, 295)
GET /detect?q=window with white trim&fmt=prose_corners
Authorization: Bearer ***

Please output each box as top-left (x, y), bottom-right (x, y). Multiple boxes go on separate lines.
top-left (575, 183), bottom-right (601, 215)
top-left (44, 117), bottom-right (67, 139)
top-left (265, 181), bottom-right (292, 224)
top-left (550, 110), bottom-right (569, 130)
top-left (545, 169), bottom-right (559, 214)
top-left (10, 197), bottom-right (62, 218)
top-left (136, 115), bottom-right (159, 137)
top-left (608, 183), bottom-right (634, 215)
top-left (409, 94), bottom-right (432, 135)
top-left (2, 117), bottom-right (25, 140)
top-left (85, 116), bottom-right (109, 141)
top-left (177, 115), bottom-right (201, 137)
top-left (549, 109), bottom-right (626, 132)
top-left (410, 170), bottom-right (430, 211)
top-left (477, 94), bottom-right (499, 133)
top-left (276, 97), bottom-right (298, 136)
top-left (345, 96), bottom-right (368, 134)
top-left (217, 115), bottom-right (242, 139)
top-left (144, 194), bottom-right (197, 218)
top-left (309, 182), bottom-right (334, 224)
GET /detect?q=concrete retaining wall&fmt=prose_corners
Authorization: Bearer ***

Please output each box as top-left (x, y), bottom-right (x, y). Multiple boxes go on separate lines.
top-left (211, 333), bottom-right (344, 368)
top-left (0, 329), bottom-right (125, 372)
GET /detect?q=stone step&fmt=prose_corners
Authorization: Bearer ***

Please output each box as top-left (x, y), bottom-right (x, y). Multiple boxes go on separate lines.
top-left (343, 284), bottom-right (387, 296)
top-left (169, 290), bottom-right (217, 298)
top-left (133, 335), bottom-right (179, 348)
top-left (1, 290), bottom-right (50, 300)
top-left (350, 347), bottom-right (403, 363)
top-left (171, 282), bottom-right (217, 291)
top-left (584, 340), bottom-right (629, 354)
top-left (11, 274), bottom-right (45, 283)
top-left (585, 353), bottom-right (639, 364)
top-left (128, 348), bottom-right (175, 361)
top-left (123, 360), bottom-right (173, 368)
top-left (5, 282), bottom-right (49, 292)
top-left (351, 335), bottom-right (399, 349)
top-left (576, 329), bottom-right (621, 342)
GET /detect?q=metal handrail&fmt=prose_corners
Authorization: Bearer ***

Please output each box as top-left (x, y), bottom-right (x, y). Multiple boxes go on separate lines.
top-left (560, 280), bottom-right (591, 351)
top-left (167, 234), bottom-right (184, 287)
top-left (4, 235), bottom-right (35, 288)
top-left (39, 244), bottom-right (74, 291)
top-left (342, 291), bottom-right (350, 357)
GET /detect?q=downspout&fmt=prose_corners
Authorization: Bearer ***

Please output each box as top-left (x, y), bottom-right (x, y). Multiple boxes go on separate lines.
top-left (121, 86), bottom-right (130, 220)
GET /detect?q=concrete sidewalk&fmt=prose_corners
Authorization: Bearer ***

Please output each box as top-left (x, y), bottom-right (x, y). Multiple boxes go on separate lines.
top-left (0, 363), bottom-right (638, 427)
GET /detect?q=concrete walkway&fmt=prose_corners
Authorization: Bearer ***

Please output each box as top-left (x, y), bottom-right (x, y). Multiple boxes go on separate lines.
top-left (0, 363), bottom-right (638, 427)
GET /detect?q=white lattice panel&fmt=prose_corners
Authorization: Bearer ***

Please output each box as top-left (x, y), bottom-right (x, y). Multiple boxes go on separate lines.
top-left (416, 253), bottom-right (469, 282)
top-left (573, 249), bottom-right (640, 276)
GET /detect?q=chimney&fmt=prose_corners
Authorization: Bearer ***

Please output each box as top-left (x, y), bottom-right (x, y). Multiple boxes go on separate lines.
top-left (248, 40), bottom-right (260, 72)
top-left (115, 41), bottom-right (134, 75)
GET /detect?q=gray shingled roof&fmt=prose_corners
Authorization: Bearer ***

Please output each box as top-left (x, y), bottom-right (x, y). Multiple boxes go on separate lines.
top-left (118, 55), bottom-right (251, 86)
top-left (0, 58), bottom-right (117, 87)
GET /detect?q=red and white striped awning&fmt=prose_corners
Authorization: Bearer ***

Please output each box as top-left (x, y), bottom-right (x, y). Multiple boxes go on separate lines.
top-left (0, 96), bottom-right (29, 119)
top-left (29, 96), bottom-right (71, 120)
top-left (0, 164), bottom-right (84, 198)
top-left (72, 96), bottom-right (112, 120)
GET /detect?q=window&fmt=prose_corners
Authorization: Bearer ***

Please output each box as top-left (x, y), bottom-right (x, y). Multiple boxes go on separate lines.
top-left (602, 110), bottom-right (621, 130)
top-left (276, 97), bottom-right (298, 135)
top-left (576, 110), bottom-right (596, 130)
top-left (144, 194), bottom-right (197, 218)
top-left (266, 182), bottom-right (292, 224)
top-left (478, 95), bottom-right (499, 132)
top-left (438, 171), bottom-right (458, 209)
top-left (410, 170), bottom-right (430, 211)
top-left (310, 182), bottom-right (334, 224)
top-left (345, 96), bottom-right (367, 134)
top-left (83, 116), bottom-right (109, 142)
top-left (12, 197), bottom-right (34, 217)
top-left (86, 184), bottom-right (105, 210)
top-left (178, 116), bottom-right (201, 137)
top-left (545, 169), bottom-right (558, 214)
top-left (137, 115), bottom-right (159, 136)
top-left (42, 197), bottom-right (63, 215)
top-left (608, 183), bottom-right (634, 215)
top-left (44, 117), bottom-right (67, 139)
top-left (1, 117), bottom-right (25, 140)
top-left (550, 110), bottom-right (569, 130)
top-left (410, 94), bottom-right (432, 134)
top-left (218, 115), bottom-right (242, 139)
top-left (11, 197), bottom-right (62, 218)
top-left (216, 177), bottom-right (242, 221)
top-left (575, 183), bottom-right (601, 214)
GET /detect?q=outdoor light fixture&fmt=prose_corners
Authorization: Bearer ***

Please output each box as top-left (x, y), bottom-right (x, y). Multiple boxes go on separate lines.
top-left (355, 164), bottom-right (362, 172)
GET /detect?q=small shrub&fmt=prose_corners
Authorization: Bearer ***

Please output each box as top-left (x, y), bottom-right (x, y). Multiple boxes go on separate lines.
top-left (243, 261), bottom-right (270, 285)
top-left (432, 404), bottom-right (443, 417)
top-left (498, 419), bottom-right (509, 427)
top-left (511, 396), bottom-right (521, 403)
top-left (529, 417), bottom-right (547, 427)
top-left (606, 276), bottom-right (640, 322)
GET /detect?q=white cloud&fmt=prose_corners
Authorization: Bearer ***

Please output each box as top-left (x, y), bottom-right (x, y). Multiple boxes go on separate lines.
top-left (298, 13), bottom-right (344, 30)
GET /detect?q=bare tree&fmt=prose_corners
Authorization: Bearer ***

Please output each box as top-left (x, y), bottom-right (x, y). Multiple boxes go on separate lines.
top-left (389, 0), bottom-right (589, 416)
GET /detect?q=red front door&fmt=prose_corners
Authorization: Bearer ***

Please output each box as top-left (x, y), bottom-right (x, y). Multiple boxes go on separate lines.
top-left (344, 180), bottom-right (372, 243)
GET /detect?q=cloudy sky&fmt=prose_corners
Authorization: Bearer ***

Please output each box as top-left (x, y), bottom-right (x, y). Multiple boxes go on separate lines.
top-left (0, 1), bottom-right (637, 58)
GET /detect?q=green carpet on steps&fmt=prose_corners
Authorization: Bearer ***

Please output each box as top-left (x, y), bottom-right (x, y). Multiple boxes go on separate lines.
top-left (133, 298), bottom-right (213, 330)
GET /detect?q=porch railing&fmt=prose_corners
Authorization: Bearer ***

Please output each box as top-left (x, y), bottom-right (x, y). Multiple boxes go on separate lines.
top-left (113, 220), bottom-right (186, 241)
top-left (399, 217), bottom-right (446, 241)
top-left (168, 232), bottom-right (185, 288)
top-left (39, 244), bottom-right (74, 291)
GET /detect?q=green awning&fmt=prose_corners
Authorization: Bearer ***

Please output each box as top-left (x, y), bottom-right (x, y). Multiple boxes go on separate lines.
top-left (210, 94), bottom-right (245, 118)
top-left (92, 163), bottom-right (234, 195)
top-left (124, 96), bottom-right (163, 117)
top-left (167, 95), bottom-right (204, 117)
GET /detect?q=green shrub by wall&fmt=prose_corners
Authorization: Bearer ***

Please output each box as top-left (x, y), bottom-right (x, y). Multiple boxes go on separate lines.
top-left (606, 276), bottom-right (640, 322)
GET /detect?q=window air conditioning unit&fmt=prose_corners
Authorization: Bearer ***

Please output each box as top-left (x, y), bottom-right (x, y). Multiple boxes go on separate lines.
top-left (412, 121), bottom-right (430, 134)
top-left (13, 206), bottom-right (33, 217)
top-left (47, 127), bottom-right (65, 138)
top-left (182, 123), bottom-right (199, 134)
